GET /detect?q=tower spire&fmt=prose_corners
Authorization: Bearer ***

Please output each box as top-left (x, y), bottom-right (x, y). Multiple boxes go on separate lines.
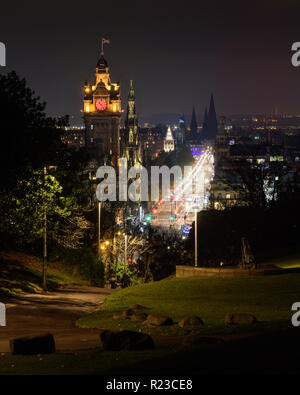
top-left (208, 94), bottom-right (216, 118)
top-left (206, 93), bottom-right (218, 140)
top-left (190, 106), bottom-right (198, 139)
top-left (202, 106), bottom-right (208, 138)
top-left (123, 80), bottom-right (141, 167)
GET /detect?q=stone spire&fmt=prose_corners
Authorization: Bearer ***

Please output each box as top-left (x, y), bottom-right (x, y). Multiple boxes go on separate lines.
top-left (207, 94), bottom-right (218, 140)
top-left (123, 80), bottom-right (141, 167)
top-left (190, 106), bottom-right (198, 138)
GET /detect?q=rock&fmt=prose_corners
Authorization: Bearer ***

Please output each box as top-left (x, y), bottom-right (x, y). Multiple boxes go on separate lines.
top-left (183, 335), bottom-right (224, 347)
top-left (225, 313), bottom-right (257, 325)
top-left (178, 316), bottom-right (204, 328)
top-left (129, 304), bottom-right (147, 310)
top-left (114, 308), bottom-right (147, 320)
top-left (10, 333), bottom-right (55, 355)
top-left (130, 313), bottom-right (148, 322)
top-left (99, 329), bottom-right (155, 351)
top-left (143, 314), bottom-right (173, 327)
top-left (121, 308), bottom-right (135, 319)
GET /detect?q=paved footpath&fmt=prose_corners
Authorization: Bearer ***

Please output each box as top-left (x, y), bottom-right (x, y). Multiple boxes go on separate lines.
top-left (0, 285), bottom-right (115, 353)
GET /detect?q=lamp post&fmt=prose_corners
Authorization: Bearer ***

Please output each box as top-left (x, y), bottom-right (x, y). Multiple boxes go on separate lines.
top-left (124, 234), bottom-right (128, 269)
top-left (42, 166), bottom-right (47, 292)
top-left (97, 201), bottom-right (101, 260)
top-left (194, 208), bottom-right (198, 267)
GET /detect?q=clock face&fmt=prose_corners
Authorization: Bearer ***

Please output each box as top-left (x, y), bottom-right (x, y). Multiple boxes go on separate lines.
top-left (95, 98), bottom-right (107, 111)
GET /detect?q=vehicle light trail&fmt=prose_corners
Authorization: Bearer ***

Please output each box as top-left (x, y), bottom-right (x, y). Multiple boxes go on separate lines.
top-left (150, 147), bottom-right (214, 230)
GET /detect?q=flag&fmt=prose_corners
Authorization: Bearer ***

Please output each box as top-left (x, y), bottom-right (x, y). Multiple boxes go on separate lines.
top-left (102, 38), bottom-right (110, 45)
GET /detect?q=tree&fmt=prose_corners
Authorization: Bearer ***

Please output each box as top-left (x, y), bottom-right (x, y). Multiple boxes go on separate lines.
top-left (220, 158), bottom-right (291, 208)
top-left (0, 71), bottom-right (66, 191)
top-left (0, 169), bottom-right (90, 288)
top-left (0, 71), bottom-right (91, 289)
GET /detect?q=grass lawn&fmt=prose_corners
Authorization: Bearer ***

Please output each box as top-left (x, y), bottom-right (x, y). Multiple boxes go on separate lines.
top-left (2, 265), bottom-right (300, 375)
top-left (77, 273), bottom-right (300, 337)
top-left (0, 348), bottom-right (173, 375)
top-left (0, 251), bottom-right (87, 296)
top-left (266, 252), bottom-right (300, 269)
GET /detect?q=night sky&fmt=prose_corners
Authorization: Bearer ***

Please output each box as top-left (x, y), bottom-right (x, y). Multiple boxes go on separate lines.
top-left (1, 0), bottom-right (300, 125)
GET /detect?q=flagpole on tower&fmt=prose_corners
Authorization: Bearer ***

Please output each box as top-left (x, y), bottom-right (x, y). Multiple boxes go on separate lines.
top-left (101, 38), bottom-right (110, 54)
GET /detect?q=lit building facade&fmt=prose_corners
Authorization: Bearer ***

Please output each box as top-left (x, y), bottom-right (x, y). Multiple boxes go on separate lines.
top-left (83, 50), bottom-right (121, 166)
top-left (164, 126), bottom-right (175, 152)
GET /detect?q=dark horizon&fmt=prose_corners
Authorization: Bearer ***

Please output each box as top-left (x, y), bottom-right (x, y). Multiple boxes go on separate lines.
top-left (1, 0), bottom-right (300, 125)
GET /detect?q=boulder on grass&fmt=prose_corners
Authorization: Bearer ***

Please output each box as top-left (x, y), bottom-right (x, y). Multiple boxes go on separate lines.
top-left (178, 316), bottom-right (204, 328)
top-left (121, 308), bottom-right (134, 319)
top-left (99, 329), bottom-right (155, 351)
top-left (225, 313), bottom-right (257, 325)
top-left (130, 312), bottom-right (148, 322)
top-left (143, 314), bottom-right (173, 327)
top-left (114, 308), bottom-right (147, 320)
top-left (10, 333), bottom-right (55, 355)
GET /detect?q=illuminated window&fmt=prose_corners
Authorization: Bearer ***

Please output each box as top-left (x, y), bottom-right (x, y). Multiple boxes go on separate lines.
top-left (226, 194), bottom-right (231, 199)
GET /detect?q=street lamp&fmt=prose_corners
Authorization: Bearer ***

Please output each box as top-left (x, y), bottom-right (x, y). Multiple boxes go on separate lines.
top-left (42, 166), bottom-right (47, 292)
top-left (194, 208), bottom-right (198, 267)
top-left (124, 234), bottom-right (128, 269)
top-left (97, 201), bottom-right (102, 260)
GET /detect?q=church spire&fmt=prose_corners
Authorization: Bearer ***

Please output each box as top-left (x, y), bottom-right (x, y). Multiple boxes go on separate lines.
top-left (206, 93), bottom-right (218, 140)
top-left (208, 94), bottom-right (216, 119)
top-left (190, 106), bottom-right (198, 138)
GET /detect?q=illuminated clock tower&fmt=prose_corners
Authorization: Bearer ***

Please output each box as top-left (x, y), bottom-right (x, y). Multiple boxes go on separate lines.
top-left (83, 48), bottom-right (121, 166)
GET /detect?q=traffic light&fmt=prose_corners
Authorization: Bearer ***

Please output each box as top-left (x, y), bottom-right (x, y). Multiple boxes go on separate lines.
top-left (170, 215), bottom-right (174, 221)
top-left (146, 215), bottom-right (152, 221)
